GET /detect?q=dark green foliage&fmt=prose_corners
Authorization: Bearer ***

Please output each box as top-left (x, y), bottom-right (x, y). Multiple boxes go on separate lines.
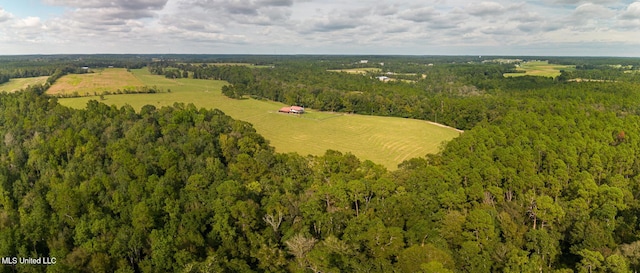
top-left (4, 55), bottom-right (640, 272)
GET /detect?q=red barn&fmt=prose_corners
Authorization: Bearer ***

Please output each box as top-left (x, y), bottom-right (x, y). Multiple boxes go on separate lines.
top-left (279, 106), bottom-right (291, 113)
top-left (290, 106), bottom-right (304, 113)
top-left (278, 106), bottom-right (305, 114)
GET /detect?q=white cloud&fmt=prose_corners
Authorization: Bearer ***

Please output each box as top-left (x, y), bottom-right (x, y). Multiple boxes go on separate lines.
top-left (13, 17), bottom-right (43, 29)
top-left (398, 7), bottom-right (439, 22)
top-left (43, 0), bottom-right (168, 10)
top-left (0, 8), bottom-right (13, 23)
top-left (573, 3), bottom-right (614, 18)
top-left (0, 0), bottom-right (638, 55)
top-left (616, 2), bottom-right (640, 29)
top-left (467, 2), bottom-right (507, 17)
top-left (620, 2), bottom-right (640, 19)
top-left (550, 0), bottom-right (619, 5)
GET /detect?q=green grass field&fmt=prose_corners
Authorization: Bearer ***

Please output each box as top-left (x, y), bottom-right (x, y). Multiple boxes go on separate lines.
top-left (327, 68), bottom-right (382, 74)
top-left (503, 61), bottom-right (575, 78)
top-left (57, 69), bottom-right (461, 169)
top-left (178, 63), bottom-right (273, 68)
top-left (0, 76), bottom-right (48, 92)
top-left (47, 68), bottom-right (144, 96)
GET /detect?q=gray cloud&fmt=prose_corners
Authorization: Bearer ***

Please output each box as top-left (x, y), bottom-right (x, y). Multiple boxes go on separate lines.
top-left (0, 8), bottom-right (13, 23)
top-left (261, 0), bottom-right (293, 7)
top-left (44, 0), bottom-right (168, 10)
top-left (67, 8), bottom-right (157, 27)
top-left (160, 15), bottom-right (224, 32)
top-left (572, 3), bottom-right (614, 18)
top-left (616, 2), bottom-right (640, 30)
top-left (188, 0), bottom-right (293, 12)
top-left (511, 12), bottom-right (543, 23)
top-left (559, 3), bottom-right (615, 30)
top-left (298, 15), bottom-right (361, 33)
top-left (225, 0), bottom-right (261, 15)
top-left (42, 0), bottom-right (168, 33)
top-left (429, 21), bottom-right (460, 30)
top-left (467, 2), bottom-right (507, 17)
top-left (620, 2), bottom-right (640, 20)
top-left (550, 0), bottom-right (619, 5)
top-left (516, 21), bottom-right (563, 33)
top-left (398, 7), bottom-right (439, 22)
top-left (480, 26), bottom-right (517, 35)
top-left (374, 3), bottom-right (401, 17)
top-left (382, 24), bottom-right (412, 34)
top-left (183, 0), bottom-right (294, 25)
top-left (1, 0), bottom-right (640, 55)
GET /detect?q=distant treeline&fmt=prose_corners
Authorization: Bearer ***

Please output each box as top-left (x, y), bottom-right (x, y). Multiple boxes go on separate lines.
top-left (148, 57), bottom-right (640, 131)
top-left (52, 85), bottom-right (170, 98)
top-left (0, 55), bottom-right (151, 86)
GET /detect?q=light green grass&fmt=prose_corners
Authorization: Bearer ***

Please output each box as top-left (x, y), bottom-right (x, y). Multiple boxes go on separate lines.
top-left (47, 68), bottom-right (144, 96)
top-left (328, 68), bottom-right (382, 74)
top-left (58, 69), bottom-right (461, 169)
top-left (0, 76), bottom-right (48, 92)
top-left (503, 61), bottom-right (575, 78)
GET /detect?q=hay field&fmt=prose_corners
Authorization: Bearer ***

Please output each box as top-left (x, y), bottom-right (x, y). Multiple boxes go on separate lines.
top-left (178, 63), bottom-right (273, 68)
top-left (327, 68), bottom-right (382, 74)
top-left (47, 68), bottom-right (144, 96)
top-left (0, 76), bottom-right (48, 92)
top-left (503, 61), bottom-right (575, 78)
top-left (58, 69), bottom-right (460, 169)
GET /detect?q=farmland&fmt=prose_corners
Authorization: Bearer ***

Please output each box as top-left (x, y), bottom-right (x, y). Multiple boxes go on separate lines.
top-left (0, 76), bottom-right (48, 92)
top-left (503, 60), bottom-right (575, 78)
top-left (47, 68), bottom-right (144, 96)
top-left (327, 67), bottom-right (382, 74)
top-left (57, 69), bottom-right (460, 169)
top-left (7, 54), bottom-right (640, 272)
top-left (178, 62), bottom-right (273, 68)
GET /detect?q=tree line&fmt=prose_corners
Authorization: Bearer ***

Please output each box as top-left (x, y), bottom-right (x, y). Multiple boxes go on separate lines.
top-left (148, 58), bottom-right (640, 131)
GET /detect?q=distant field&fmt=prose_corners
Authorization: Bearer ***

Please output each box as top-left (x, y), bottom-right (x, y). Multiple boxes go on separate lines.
top-left (0, 76), bottom-right (48, 92)
top-left (328, 68), bottom-right (382, 74)
top-left (58, 69), bottom-right (460, 169)
top-left (179, 62), bottom-right (273, 68)
top-left (503, 61), bottom-right (575, 78)
top-left (47, 68), bottom-right (144, 96)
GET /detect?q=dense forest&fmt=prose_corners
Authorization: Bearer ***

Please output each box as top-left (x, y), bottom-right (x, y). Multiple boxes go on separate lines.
top-left (2, 56), bottom-right (640, 272)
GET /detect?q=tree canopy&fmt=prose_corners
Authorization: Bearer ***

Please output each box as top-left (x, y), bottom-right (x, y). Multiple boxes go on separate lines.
top-left (3, 55), bottom-right (640, 272)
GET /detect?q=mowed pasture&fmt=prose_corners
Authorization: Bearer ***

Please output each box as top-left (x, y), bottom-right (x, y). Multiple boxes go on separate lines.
top-left (47, 68), bottom-right (144, 96)
top-left (0, 76), bottom-right (48, 92)
top-left (179, 62), bottom-right (273, 68)
top-left (503, 61), bottom-right (575, 78)
top-left (327, 68), bottom-right (382, 74)
top-left (58, 69), bottom-right (461, 169)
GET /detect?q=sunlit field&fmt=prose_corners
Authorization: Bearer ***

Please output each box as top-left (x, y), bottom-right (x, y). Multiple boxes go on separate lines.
top-left (327, 68), bottom-right (382, 74)
top-left (58, 69), bottom-right (460, 169)
top-left (47, 68), bottom-right (144, 96)
top-left (0, 76), bottom-right (48, 92)
top-left (503, 61), bottom-right (575, 78)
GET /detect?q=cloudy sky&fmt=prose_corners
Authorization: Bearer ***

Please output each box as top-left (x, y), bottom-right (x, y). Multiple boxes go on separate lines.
top-left (0, 0), bottom-right (639, 56)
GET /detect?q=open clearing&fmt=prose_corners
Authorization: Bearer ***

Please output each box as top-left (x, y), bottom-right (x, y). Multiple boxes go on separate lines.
top-left (58, 69), bottom-right (460, 169)
top-left (178, 62), bottom-right (273, 68)
top-left (503, 61), bottom-right (575, 78)
top-left (328, 68), bottom-right (382, 74)
top-left (47, 68), bottom-right (144, 96)
top-left (0, 76), bottom-right (48, 92)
